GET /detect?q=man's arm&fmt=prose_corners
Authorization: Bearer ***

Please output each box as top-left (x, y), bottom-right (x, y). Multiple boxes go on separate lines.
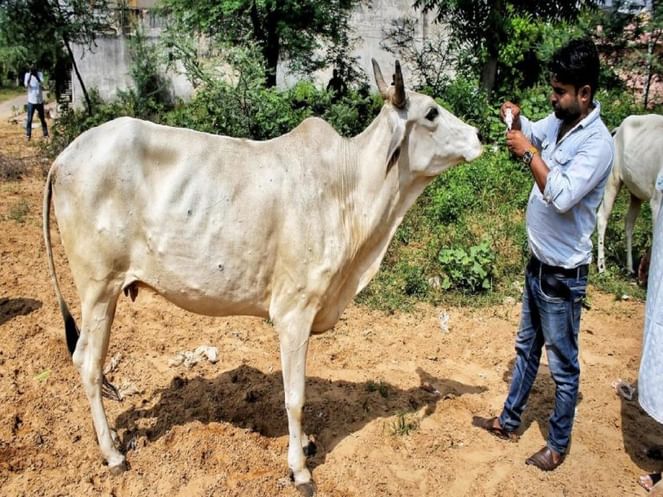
top-left (543, 136), bottom-right (614, 213)
top-left (506, 129), bottom-right (549, 193)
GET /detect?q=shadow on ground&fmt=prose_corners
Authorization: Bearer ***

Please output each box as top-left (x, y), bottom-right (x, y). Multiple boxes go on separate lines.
top-left (620, 382), bottom-right (663, 474)
top-left (115, 365), bottom-right (486, 467)
top-left (499, 357), bottom-right (585, 449)
top-left (0, 297), bottom-right (42, 326)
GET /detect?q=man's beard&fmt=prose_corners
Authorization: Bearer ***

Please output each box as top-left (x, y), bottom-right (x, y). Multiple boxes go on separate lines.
top-left (553, 102), bottom-right (581, 122)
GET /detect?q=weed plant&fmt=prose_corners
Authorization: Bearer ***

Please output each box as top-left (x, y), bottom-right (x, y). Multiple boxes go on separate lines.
top-left (389, 412), bottom-right (419, 436)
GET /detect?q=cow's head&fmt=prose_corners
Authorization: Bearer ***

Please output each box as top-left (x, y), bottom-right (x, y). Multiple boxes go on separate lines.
top-left (372, 59), bottom-right (482, 176)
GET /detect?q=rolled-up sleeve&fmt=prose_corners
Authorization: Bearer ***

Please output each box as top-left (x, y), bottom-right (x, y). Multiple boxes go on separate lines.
top-left (521, 115), bottom-right (554, 149)
top-left (543, 133), bottom-right (614, 213)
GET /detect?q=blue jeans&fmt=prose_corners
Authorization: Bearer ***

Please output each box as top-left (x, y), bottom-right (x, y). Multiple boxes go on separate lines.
top-left (26, 102), bottom-right (48, 138)
top-left (498, 265), bottom-right (587, 454)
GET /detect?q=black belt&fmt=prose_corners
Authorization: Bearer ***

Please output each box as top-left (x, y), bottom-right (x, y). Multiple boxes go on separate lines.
top-left (527, 256), bottom-right (588, 279)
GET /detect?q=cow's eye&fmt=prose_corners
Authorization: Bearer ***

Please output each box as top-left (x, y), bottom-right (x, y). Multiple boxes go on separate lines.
top-left (425, 107), bottom-right (438, 121)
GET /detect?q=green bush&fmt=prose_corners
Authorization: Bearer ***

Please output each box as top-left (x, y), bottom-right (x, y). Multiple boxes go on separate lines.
top-left (438, 240), bottom-right (496, 293)
top-left (436, 79), bottom-right (497, 140)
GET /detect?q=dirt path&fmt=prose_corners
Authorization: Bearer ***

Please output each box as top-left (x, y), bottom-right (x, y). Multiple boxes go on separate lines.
top-left (0, 95), bottom-right (24, 119)
top-left (0, 116), bottom-right (660, 497)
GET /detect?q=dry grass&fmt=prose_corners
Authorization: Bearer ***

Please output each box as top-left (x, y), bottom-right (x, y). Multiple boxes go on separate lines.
top-left (0, 121), bottom-right (50, 181)
top-left (0, 153), bottom-right (27, 181)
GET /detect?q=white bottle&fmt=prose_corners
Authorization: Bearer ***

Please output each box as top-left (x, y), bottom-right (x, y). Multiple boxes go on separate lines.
top-left (505, 108), bottom-right (513, 131)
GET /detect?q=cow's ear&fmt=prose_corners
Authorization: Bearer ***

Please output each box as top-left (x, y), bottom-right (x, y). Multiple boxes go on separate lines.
top-left (385, 118), bottom-right (406, 175)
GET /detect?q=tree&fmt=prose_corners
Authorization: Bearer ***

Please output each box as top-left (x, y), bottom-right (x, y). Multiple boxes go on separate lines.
top-left (158, 0), bottom-right (360, 87)
top-left (381, 16), bottom-right (457, 95)
top-left (596, 0), bottom-right (662, 107)
top-left (413, 0), bottom-right (603, 93)
top-left (0, 0), bottom-right (112, 114)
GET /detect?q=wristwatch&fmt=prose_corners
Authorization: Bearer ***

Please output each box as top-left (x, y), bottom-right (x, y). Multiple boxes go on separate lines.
top-left (522, 146), bottom-right (538, 166)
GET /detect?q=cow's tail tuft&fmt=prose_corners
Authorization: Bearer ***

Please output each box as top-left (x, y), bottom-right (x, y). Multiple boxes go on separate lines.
top-left (43, 165), bottom-right (80, 357)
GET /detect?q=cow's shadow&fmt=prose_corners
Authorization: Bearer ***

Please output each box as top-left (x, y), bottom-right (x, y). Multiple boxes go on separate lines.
top-left (0, 297), bottom-right (42, 326)
top-left (115, 365), bottom-right (485, 467)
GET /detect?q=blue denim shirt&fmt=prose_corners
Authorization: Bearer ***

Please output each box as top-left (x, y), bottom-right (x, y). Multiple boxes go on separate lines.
top-left (521, 102), bottom-right (614, 269)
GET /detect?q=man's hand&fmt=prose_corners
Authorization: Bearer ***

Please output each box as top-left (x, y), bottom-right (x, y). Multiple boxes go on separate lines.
top-left (506, 130), bottom-right (534, 158)
top-left (500, 102), bottom-right (522, 131)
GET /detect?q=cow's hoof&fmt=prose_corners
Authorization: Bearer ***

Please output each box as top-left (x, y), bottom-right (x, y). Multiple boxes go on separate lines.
top-left (295, 481), bottom-right (316, 497)
top-left (108, 460), bottom-right (129, 475)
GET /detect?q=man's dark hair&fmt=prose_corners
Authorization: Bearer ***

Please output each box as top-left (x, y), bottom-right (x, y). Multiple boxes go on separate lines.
top-left (548, 38), bottom-right (600, 100)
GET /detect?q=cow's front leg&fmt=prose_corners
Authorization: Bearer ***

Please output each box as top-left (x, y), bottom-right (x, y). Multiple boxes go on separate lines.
top-left (274, 306), bottom-right (316, 497)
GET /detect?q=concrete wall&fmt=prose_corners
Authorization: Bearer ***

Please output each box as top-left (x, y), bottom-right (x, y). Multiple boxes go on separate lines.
top-left (277, 0), bottom-right (441, 89)
top-left (71, 35), bottom-right (194, 107)
top-left (71, 0), bottom-right (444, 107)
top-left (72, 37), bottom-right (132, 104)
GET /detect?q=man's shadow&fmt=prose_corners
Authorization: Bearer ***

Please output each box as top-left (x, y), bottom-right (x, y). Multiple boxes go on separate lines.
top-left (115, 365), bottom-right (486, 467)
top-left (500, 357), bottom-right (584, 443)
top-left (0, 297), bottom-right (42, 326)
top-left (620, 382), bottom-right (663, 474)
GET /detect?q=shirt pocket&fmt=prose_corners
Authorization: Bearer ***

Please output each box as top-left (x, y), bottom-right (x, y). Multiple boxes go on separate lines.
top-left (553, 148), bottom-right (573, 168)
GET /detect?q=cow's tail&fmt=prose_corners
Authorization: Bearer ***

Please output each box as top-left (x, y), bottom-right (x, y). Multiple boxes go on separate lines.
top-left (43, 165), bottom-right (80, 357)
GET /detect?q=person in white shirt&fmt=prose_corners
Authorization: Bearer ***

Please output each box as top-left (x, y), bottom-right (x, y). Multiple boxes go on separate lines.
top-left (637, 175), bottom-right (663, 495)
top-left (24, 66), bottom-right (49, 141)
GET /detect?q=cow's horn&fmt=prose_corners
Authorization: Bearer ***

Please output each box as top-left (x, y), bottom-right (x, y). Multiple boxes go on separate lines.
top-left (372, 58), bottom-right (389, 98)
top-left (392, 60), bottom-right (406, 109)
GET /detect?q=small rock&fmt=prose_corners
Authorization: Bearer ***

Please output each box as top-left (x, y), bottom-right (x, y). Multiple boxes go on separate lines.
top-left (118, 383), bottom-right (142, 399)
top-left (169, 345), bottom-right (218, 368)
top-left (421, 382), bottom-right (440, 396)
top-left (428, 276), bottom-right (442, 289)
top-left (194, 345), bottom-right (218, 364)
top-left (104, 353), bottom-right (123, 374)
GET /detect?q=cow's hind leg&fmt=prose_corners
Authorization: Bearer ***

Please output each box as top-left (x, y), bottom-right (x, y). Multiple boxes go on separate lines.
top-left (273, 305), bottom-right (317, 497)
top-left (597, 174), bottom-right (621, 273)
top-left (625, 194), bottom-right (642, 274)
top-left (73, 281), bottom-right (125, 472)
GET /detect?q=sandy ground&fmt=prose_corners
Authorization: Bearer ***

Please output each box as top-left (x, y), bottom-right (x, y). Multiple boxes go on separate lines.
top-left (1, 114), bottom-right (662, 497)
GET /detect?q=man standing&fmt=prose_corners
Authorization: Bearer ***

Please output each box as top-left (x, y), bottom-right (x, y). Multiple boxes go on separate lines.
top-left (637, 174), bottom-right (663, 494)
top-left (474, 38), bottom-right (614, 471)
top-left (24, 65), bottom-right (49, 141)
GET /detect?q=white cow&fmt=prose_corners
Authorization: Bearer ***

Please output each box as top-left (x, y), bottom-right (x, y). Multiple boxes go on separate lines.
top-left (597, 114), bottom-right (663, 274)
top-left (43, 60), bottom-right (481, 495)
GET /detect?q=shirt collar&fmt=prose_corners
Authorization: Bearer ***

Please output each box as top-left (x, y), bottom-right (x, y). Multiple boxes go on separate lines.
top-left (554, 100), bottom-right (601, 142)
top-left (578, 100), bottom-right (601, 128)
